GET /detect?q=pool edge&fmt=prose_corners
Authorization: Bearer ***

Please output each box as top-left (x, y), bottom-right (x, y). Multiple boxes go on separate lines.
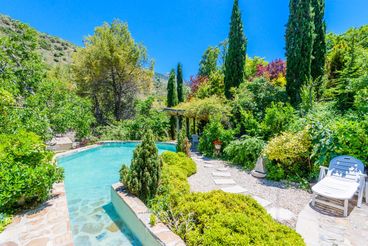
top-left (111, 183), bottom-right (185, 246)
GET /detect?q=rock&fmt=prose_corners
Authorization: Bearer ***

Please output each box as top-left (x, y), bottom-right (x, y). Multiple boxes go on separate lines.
top-left (107, 223), bottom-right (119, 233)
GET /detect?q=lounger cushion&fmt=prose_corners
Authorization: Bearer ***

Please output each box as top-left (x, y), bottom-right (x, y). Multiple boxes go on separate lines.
top-left (312, 176), bottom-right (359, 200)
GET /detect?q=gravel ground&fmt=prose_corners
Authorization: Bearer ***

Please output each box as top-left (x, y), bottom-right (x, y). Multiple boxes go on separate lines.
top-left (188, 152), bottom-right (312, 228)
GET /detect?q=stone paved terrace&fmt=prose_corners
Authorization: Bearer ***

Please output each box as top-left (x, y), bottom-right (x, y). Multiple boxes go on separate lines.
top-left (189, 152), bottom-right (368, 245)
top-left (0, 183), bottom-right (73, 246)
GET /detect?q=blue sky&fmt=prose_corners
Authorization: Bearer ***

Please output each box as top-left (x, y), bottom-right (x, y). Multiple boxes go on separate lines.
top-left (1, 0), bottom-right (367, 79)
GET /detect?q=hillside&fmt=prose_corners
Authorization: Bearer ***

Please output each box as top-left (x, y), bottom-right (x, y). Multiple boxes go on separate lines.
top-left (0, 14), bottom-right (76, 66)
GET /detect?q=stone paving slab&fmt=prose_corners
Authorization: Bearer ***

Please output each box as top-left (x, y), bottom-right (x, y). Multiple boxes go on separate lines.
top-left (296, 202), bottom-right (368, 246)
top-left (213, 179), bottom-right (237, 185)
top-left (216, 167), bottom-right (229, 171)
top-left (204, 164), bottom-right (215, 168)
top-left (221, 185), bottom-right (248, 194)
top-left (267, 207), bottom-right (296, 222)
top-left (253, 195), bottom-right (272, 207)
top-left (212, 171), bottom-right (231, 177)
top-left (0, 183), bottom-right (73, 246)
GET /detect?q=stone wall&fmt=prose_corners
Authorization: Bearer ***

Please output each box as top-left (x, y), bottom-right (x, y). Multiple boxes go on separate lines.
top-left (111, 183), bottom-right (185, 246)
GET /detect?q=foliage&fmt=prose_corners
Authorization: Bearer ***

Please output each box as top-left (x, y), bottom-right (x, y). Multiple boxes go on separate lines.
top-left (245, 56), bottom-right (267, 79)
top-left (167, 69), bottom-right (178, 107)
top-left (171, 191), bottom-right (304, 246)
top-left (231, 77), bottom-right (288, 120)
top-left (120, 129), bottom-right (162, 203)
top-left (194, 70), bottom-right (225, 99)
top-left (224, 136), bottom-right (265, 170)
top-left (0, 213), bottom-right (13, 233)
top-left (176, 128), bottom-right (191, 157)
top-left (224, 0), bottom-right (247, 99)
top-left (177, 63), bottom-right (184, 103)
top-left (73, 20), bottom-right (153, 123)
top-left (177, 96), bottom-right (231, 122)
top-left (262, 102), bottom-right (295, 139)
top-left (285, 0), bottom-right (315, 106)
top-left (198, 118), bottom-right (234, 157)
top-left (188, 75), bottom-right (208, 98)
top-left (311, 0), bottom-right (326, 98)
top-left (264, 129), bottom-right (312, 180)
top-left (97, 97), bottom-right (169, 141)
top-left (0, 131), bottom-right (63, 212)
top-left (150, 152), bottom-right (196, 212)
top-left (256, 59), bottom-right (287, 87)
top-left (198, 46), bottom-right (220, 77)
top-left (150, 152), bottom-right (303, 246)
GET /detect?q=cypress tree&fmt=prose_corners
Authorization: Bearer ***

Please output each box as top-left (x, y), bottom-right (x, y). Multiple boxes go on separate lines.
top-left (224, 0), bottom-right (247, 99)
top-left (120, 129), bottom-right (162, 203)
top-left (177, 63), bottom-right (184, 103)
top-left (167, 69), bottom-right (178, 107)
top-left (311, 0), bottom-right (326, 98)
top-left (285, 0), bottom-right (315, 107)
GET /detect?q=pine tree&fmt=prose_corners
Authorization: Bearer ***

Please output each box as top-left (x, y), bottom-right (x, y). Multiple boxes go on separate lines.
top-left (177, 63), bottom-right (184, 103)
top-left (311, 0), bottom-right (326, 98)
top-left (285, 0), bottom-right (315, 107)
top-left (167, 69), bottom-right (178, 107)
top-left (224, 0), bottom-right (247, 99)
top-left (120, 129), bottom-right (162, 203)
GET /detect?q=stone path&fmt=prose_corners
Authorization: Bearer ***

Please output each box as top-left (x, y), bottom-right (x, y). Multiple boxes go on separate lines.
top-left (0, 183), bottom-right (73, 246)
top-left (296, 200), bottom-right (368, 246)
top-left (188, 152), bottom-right (311, 227)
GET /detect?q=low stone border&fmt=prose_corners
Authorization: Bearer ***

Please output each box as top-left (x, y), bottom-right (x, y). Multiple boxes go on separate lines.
top-left (111, 183), bottom-right (185, 246)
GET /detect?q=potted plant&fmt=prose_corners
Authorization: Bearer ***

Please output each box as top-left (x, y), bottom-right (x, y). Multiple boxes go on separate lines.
top-left (213, 139), bottom-right (222, 156)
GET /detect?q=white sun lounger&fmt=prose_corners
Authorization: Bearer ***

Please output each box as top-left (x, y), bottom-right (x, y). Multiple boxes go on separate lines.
top-left (312, 155), bottom-right (367, 216)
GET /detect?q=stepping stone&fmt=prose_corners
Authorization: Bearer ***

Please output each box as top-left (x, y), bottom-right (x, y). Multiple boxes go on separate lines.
top-left (204, 164), bottom-right (215, 168)
top-left (212, 171), bottom-right (231, 177)
top-left (216, 167), bottom-right (228, 171)
top-left (252, 195), bottom-right (272, 207)
top-left (213, 179), bottom-right (236, 185)
top-left (221, 185), bottom-right (248, 194)
top-left (267, 207), bottom-right (296, 221)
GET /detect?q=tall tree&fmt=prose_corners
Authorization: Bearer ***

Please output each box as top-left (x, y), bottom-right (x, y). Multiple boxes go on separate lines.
top-left (167, 69), bottom-right (178, 107)
top-left (176, 63), bottom-right (184, 103)
top-left (224, 0), bottom-right (247, 99)
top-left (167, 69), bottom-right (178, 139)
top-left (285, 0), bottom-right (315, 107)
top-left (311, 0), bottom-right (326, 98)
top-left (73, 20), bottom-right (153, 124)
top-left (198, 46), bottom-right (220, 77)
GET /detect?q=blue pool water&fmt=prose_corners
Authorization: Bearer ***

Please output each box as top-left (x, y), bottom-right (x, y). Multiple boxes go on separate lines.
top-left (57, 142), bottom-right (176, 246)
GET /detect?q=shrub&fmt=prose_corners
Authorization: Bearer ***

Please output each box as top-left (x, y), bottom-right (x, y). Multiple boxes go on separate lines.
top-left (0, 131), bottom-right (63, 212)
top-left (198, 119), bottom-right (234, 157)
top-left (172, 191), bottom-right (304, 246)
top-left (120, 129), bottom-right (162, 203)
top-left (264, 129), bottom-right (312, 180)
top-left (176, 128), bottom-right (191, 157)
top-left (149, 152), bottom-right (196, 214)
top-left (150, 152), bottom-right (303, 246)
top-left (224, 136), bottom-right (265, 170)
top-left (262, 102), bottom-right (295, 139)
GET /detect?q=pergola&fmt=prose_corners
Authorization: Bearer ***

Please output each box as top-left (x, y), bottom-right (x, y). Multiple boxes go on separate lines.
top-left (163, 107), bottom-right (197, 137)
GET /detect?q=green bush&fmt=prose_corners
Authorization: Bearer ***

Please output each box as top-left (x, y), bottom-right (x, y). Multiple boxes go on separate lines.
top-left (262, 102), bottom-right (295, 139)
top-left (120, 129), bottom-right (162, 203)
top-left (224, 136), bottom-right (265, 170)
top-left (172, 191), bottom-right (304, 246)
top-left (264, 129), bottom-right (312, 180)
top-left (198, 119), bottom-right (234, 157)
top-left (149, 152), bottom-right (303, 246)
top-left (0, 131), bottom-right (63, 212)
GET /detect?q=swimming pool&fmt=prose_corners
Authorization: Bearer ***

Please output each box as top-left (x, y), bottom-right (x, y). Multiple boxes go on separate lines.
top-left (57, 142), bottom-right (176, 245)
